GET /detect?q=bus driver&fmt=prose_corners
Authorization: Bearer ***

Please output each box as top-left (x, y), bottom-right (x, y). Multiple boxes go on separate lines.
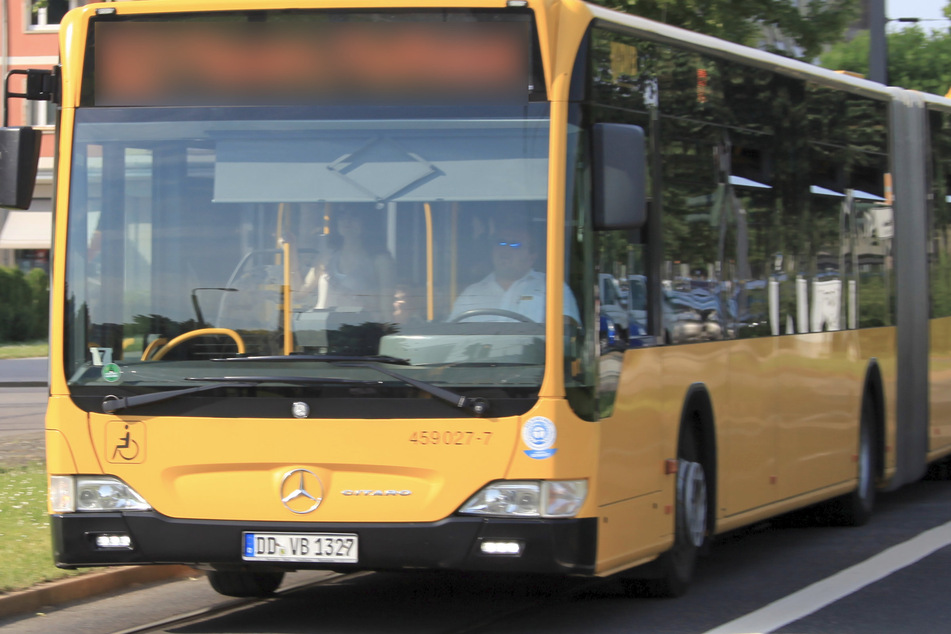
top-left (449, 224), bottom-right (580, 323)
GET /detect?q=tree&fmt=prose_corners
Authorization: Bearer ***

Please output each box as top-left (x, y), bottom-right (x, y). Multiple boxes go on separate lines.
top-left (592, 0), bottom-right (861, 61)
top-left (819, 21), bottom-right (951, 95)
top-left (0, 267), bottom-right (47, 342)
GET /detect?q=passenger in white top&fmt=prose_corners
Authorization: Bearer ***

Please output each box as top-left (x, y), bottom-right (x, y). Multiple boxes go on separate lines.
top-left (449, 226), bottom-right (580, 323)
top-left (302, 207), bottom-right (396, 322)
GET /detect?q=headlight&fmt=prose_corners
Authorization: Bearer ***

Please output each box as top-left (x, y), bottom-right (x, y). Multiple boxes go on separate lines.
top-left (459, 480), bottom-right (587, 518)
top-left (460, 481), bottom-right (540, 517)
top-left (542, 480), bottom-right (588, 517)
top-left (50, 476), bottom-right (151, 513)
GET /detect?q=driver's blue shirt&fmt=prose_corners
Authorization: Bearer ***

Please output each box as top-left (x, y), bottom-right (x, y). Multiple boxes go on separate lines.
top-left (449, 270), bottom-right (580, 322)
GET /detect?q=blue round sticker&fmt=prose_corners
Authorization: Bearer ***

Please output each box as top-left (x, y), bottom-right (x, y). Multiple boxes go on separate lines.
top-left (522, 416), bottom-right (557, 460)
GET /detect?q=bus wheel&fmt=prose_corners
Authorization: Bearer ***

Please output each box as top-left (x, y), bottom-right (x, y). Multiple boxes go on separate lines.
top-left (831, 397), bottom-right (877, 526)
top-left (631, 430), bottom-right (707, 598)
top-left (207, 569), bottom-right (285, 597)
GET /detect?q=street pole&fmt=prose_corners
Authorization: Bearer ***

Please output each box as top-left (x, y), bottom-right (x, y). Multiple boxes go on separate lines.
top-left (869, 0), bottom-right (887, 84)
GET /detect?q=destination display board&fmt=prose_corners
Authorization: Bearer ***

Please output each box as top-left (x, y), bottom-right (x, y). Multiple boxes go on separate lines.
top-left (91, 12), bottom-right (537, 105)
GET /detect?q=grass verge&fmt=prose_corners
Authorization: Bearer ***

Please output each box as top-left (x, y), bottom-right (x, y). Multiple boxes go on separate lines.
top-left (0, 341), bottom-right (48, 360)
top-left (0, 461), bottom-right (86, 593)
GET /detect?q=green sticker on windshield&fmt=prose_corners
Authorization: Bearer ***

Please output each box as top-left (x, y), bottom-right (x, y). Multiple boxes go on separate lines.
top-left (102, 363), bottom-right (121, 383)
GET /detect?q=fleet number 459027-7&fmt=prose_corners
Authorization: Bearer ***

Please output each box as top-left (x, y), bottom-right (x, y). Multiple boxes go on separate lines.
top-left (409, 431), bottom-right (493, 446)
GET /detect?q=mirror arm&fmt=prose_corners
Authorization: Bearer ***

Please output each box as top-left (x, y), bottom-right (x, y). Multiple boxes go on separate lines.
top-left (4, 67), bottom-right (59, 126)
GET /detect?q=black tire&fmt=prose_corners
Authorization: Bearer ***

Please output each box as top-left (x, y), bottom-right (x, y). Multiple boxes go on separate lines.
top-left (207, 570), bottom-right (285, 597)
top-left (630, 428), bottom-right (708, 598)
top-left (831, 397), bottom-right (877, 526)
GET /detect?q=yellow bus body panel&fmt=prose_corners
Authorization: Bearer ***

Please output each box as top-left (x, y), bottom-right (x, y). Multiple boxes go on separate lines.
top-left (930, 316), bottom-right (951, 457)
top-left (592, 326), bottom-right (899, 573)
top-left (46, 395), bottom-right (100, 474)
top-left (595, 346), bottom-right (672, 572)
top-left (87, 414), bottom-right (515, 522)
top-left (78, 398), bottom-right (598, 523)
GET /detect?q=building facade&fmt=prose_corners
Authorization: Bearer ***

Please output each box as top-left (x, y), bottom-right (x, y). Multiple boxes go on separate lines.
top-left (0, 0), bottom-right (79, 273)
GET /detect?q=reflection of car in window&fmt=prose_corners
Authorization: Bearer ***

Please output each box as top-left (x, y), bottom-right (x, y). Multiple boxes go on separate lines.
top-left (598, 276), bottom-right (654, 350)
top-left (598, 273), bottom-right (631, 336)
top-left (599, 313), bottom-right (619, 353)
top-left (663, 286), bottom-right (723, 344)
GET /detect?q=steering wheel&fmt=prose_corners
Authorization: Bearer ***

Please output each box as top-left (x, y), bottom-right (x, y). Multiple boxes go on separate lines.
top-left (449, 309), bottom-right (534, 323)
top-left (144, 328), bottom-right (246, 361)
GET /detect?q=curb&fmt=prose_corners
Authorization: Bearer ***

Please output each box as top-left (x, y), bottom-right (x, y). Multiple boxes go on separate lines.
top-left (0, 565), bottom-right (200, 620)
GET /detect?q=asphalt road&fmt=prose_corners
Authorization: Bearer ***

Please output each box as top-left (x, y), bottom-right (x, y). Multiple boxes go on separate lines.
top-left (0, 357), bottom-right (47, 386)
top-left (0, 386), bottom-right (46, 440)
top-left (0, 358), bottom-right (48, 451)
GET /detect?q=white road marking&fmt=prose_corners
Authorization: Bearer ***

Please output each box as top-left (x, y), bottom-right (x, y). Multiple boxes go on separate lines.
top-left (702, 519), bottom-right (951, 634)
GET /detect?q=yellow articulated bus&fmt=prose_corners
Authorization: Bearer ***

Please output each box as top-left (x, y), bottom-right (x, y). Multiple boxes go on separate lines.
top-left (3, 0), bottom-right (951, 599)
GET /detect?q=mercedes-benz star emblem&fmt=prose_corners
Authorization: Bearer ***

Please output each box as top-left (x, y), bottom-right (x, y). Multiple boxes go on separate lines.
top-left (280, 469), bottom-right (324, 514)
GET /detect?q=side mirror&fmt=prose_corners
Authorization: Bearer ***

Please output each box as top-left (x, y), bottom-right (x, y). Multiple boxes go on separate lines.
top-left (592, 123), bottom-right (647, 230)
top-left (0, 127), bottom-right (41, 209)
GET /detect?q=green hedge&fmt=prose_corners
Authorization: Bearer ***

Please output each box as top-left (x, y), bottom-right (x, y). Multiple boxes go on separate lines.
top-left (0, 267), bottom-right (49, 342)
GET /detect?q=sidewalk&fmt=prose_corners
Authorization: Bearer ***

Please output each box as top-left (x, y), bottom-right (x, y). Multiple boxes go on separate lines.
top-left (0, 566), bottom-right (200, 620)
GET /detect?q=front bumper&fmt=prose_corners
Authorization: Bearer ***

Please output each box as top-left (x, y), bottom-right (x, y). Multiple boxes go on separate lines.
top-left (51, 512), bottom-right (597, 576)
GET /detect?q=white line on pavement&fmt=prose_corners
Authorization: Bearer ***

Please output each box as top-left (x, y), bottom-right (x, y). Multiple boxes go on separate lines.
top-left (702, 519), bottom-right (951, 634)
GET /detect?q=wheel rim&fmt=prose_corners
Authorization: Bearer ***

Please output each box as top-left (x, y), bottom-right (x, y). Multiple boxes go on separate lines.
top-left (857, 422), bottom-right (873, 503)
top-left (678, 460), bottom-right (707, 548)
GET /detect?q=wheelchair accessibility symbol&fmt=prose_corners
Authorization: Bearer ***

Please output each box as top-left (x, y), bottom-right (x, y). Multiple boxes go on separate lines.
top-left (106, 421), bottom-right (145, 464)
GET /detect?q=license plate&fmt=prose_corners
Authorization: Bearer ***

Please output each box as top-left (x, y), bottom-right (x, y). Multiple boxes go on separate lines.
top-left (242, 532), bottom-right (358, 563)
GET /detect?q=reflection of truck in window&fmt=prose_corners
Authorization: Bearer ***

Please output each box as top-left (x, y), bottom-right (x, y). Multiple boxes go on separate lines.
top-left (626, 274), bottom-right (648, 326)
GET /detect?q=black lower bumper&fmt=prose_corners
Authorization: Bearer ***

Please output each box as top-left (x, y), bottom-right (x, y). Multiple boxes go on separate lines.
top-left (51, 512), bottom-right (597, 576)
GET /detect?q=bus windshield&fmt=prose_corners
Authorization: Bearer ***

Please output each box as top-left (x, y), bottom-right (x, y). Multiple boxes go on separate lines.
top-left (64, 105), bottom-right (551, 414)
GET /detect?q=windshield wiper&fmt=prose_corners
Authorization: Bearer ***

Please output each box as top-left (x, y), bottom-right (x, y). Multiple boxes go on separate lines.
top-left (103, 381), bottom-right (254, 413)
top-left (213, 354), bottom-right (411, 365)
top-left (335, 361), bottom-right (489, 416)
top-left (211, 354), bottom-right (489, 416)
top-left (101, 376), bottom-right (377, 414)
